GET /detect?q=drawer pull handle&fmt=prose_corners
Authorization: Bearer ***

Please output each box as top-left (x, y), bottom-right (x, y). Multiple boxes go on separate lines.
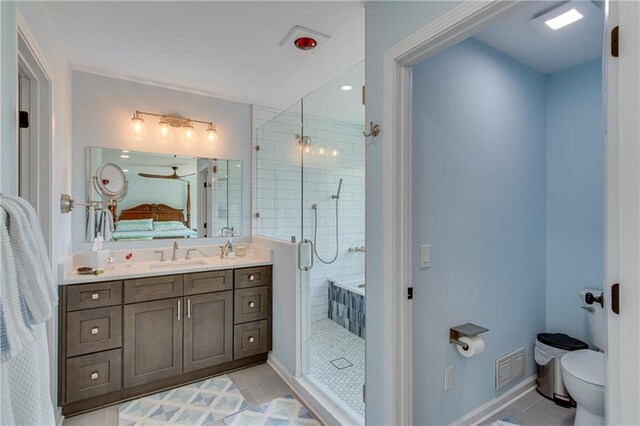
top-left (91, 327), bottom-right (99, 335)
top-left (90, 372), bottom-right (99, 380)
top-left (249, 302), bottom-right (255, 308)
top-left (249, 275), bottom-right (255, 281)
top-left (248, 336), bottom-right (255, 343)
top-left (91, 293), bottom-right (99, 300)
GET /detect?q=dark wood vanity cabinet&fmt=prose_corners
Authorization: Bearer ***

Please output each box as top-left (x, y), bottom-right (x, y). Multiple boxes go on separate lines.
top-left (123, 298), bottom-right (183, 387)
top-left (58, 265), bottom-right (272, 416)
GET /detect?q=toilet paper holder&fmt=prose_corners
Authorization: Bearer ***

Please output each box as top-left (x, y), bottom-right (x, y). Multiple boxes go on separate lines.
top-left (450, 323), bottom-right (489, 350)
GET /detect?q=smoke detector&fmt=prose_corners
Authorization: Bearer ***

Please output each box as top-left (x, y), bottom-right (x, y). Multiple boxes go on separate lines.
top-left (280, 25), bottom-right (331, 51)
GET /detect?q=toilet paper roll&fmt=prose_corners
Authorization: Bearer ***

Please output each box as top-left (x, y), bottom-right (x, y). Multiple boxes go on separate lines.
top-left (457, 336), bottom-right (485, 358)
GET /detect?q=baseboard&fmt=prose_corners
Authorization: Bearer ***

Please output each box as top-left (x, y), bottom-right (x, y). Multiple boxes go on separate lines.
top-left (452, 375), bottom-right (537, 426)
top-left (268, 353), bottom-right (361, 426)
top-left (56, 406), bottom-right (64, 426)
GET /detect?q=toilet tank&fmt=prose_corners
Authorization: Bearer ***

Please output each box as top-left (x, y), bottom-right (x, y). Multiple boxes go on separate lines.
top-left (580, 288), bottom-right (606, 351)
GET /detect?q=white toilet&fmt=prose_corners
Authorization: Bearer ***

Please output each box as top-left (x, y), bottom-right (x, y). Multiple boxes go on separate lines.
top-left (560, 289), bottom-right (605, 425)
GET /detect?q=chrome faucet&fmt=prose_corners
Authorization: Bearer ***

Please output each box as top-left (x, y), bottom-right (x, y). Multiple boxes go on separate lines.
top-left (172, 241), bottom-right (179, 261)
top-left (185, 248), bottom-right (197, 260)
top-left (153, 250), bottom-right (166, 262)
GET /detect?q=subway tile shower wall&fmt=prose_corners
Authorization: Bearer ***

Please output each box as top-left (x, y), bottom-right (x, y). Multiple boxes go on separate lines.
top-left (252, 105), bottom-right (365, 322)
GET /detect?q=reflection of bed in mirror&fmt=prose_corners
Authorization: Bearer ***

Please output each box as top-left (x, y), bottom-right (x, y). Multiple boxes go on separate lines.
top-left (112, 203), bottom-right (197, 240)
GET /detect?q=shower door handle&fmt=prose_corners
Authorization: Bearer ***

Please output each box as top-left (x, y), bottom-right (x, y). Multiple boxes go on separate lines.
top-left (298, 239), bottom-right (314, 271)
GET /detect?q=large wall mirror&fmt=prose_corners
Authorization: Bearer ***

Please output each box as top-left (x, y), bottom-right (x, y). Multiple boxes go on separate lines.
top-left (86, 147), bottom-right (242, 242)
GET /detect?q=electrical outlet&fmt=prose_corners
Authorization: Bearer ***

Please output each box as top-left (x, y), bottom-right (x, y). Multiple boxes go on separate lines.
top-left (444, 366), bottom-right (454, 391)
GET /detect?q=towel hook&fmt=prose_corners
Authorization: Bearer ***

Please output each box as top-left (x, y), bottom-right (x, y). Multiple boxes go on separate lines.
top-left (363, 121), bottom-right (381, 138)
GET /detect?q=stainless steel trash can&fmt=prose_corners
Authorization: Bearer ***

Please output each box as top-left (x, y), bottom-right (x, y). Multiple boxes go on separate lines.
top-left (535, 333), bottom-right (588, 407)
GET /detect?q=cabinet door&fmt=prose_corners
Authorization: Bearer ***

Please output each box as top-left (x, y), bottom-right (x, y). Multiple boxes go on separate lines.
top-left (183, 291), bottom-right (233, 373)
top-left (123, 298), bottom-right (183, 387)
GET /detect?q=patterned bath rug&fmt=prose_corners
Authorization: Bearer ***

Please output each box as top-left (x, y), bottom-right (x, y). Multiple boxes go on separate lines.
top-left (491, 417), bottom-right (521, 426)
top-left (223, 395), bottom-right (321, 426)
top-left (118, 374), bottom-right (249, 425)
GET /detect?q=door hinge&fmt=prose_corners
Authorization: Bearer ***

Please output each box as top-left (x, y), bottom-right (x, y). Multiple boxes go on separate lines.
top-left (407, 287), bottom-right (413, 300)
top-left (256, 145), bottom-right (261, 151)
top-left (19, 111), bottom-right (29, 128)
top-left (362, 384), bottom-right (366, 403)
top-left (612, 26), bottom-right (619, 58)
top-left (611, 283), bottom-right (620, 315)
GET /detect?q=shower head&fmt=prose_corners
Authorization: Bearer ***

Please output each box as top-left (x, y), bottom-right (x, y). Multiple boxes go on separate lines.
top-left (332, 178), bottom-right (343, 200)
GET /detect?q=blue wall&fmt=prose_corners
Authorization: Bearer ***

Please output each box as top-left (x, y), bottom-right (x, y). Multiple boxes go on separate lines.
top-left (411, 39), bottom-right (548, 425)
top-left (546, 60), bottom-right (604, 345)
top-left (364, 2), bottom-right (461, 423)
top-left (410, 40), bottom-right (603, 424)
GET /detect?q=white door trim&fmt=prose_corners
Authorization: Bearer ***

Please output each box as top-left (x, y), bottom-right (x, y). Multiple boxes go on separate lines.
top-left (607, 1), bottom-right (640, 424)
top-left (380, 2), bottom-right (545, 424)
top-left (15, 7), bottom-right (56, 409)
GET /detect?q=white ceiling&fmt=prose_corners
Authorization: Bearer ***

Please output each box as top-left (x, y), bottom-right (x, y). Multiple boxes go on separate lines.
top-left (473, 1), bottom-right (604, 74)
top-left (46, 1), bottom-right (365, 110)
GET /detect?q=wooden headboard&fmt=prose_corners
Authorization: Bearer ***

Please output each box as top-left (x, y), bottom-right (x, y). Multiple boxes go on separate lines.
top-left (118, 203), bottom-right (185, 224)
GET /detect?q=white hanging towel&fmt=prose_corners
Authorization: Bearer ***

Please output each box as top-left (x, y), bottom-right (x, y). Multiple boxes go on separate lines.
top-left (1, 323), bottom-right (56, 426)
top-left (0, 208), bottom-right (34, 362)
top-left (1, 197), bottom-right (57, 323)
top-left (0, 196), bottom-right (57, 425)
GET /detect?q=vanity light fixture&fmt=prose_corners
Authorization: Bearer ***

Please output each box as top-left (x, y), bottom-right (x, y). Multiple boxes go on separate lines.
top-left (129, 110), bottom-right (217, 148)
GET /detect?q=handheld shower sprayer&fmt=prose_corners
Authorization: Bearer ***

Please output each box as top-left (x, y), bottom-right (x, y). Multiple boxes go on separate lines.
top-left (313, 178), bottom-right (343, 264)
top-left (332, 178), bottom-right (343, 200)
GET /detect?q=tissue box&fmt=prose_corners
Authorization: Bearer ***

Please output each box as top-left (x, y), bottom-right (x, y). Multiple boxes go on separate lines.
top-left (78, 250), bottom-right (111, 269)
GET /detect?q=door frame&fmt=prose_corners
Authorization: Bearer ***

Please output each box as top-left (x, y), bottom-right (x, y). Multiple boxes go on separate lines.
top-left (15, 8), bottom-right (56, 406)
top-left (380, 0), bottom-right (631, 424)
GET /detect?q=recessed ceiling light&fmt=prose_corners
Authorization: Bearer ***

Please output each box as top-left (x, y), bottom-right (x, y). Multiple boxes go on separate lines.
top-left (545, 8), bottom-right (583, 30)
top-left (120, 154), bottom-right (130, 159)
top-left (122, 169), bottom-right (129, 173)
top-left (122, 150), bottom-right (130, 153)
top-left (340, 85), bottom-right (353, 91)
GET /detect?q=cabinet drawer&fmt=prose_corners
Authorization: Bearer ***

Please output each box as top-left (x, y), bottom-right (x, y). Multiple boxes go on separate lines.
top-left (66, 349), bottom-right (121, 403)
top-left (124, 275), bottom-right (183, 303)
top-left (184, 270), bottom-right (232, 295)
top-left (67, 306), bottom-right (122, 357)
top-left (234, 286), bottom-right (270, 324)
top-left (233, 320), bottom-right (269, 360)
top-left (234, 267), bottom-right (271, 289)
top-left (66, 281), bottom-right (122, 311)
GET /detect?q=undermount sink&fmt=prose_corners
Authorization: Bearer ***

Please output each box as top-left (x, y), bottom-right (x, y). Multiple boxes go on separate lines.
top-left (149, 259), bottom-right (207, 269)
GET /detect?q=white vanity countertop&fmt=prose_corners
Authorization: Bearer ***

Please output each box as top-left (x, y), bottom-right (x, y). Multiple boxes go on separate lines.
top-left (59, 244), bottom-right (273, 285)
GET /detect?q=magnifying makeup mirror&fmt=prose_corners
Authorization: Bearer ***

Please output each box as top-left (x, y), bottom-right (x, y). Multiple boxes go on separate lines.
top-left (93, 162), bottom-right (128, 201)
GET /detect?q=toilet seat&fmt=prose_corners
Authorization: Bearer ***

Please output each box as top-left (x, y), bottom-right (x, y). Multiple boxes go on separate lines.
top-left (561, 349), bottom-right (604, 387)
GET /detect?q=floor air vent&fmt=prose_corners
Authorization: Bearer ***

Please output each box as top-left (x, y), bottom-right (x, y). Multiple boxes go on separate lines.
top-left (496, 347), bottom-right (525, 390)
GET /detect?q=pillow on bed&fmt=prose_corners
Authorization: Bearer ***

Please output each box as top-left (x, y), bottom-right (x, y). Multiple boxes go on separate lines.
top-left (153, 221), bottom-right (187, 231)
top-left (115, 219), bottom-right (154, 232)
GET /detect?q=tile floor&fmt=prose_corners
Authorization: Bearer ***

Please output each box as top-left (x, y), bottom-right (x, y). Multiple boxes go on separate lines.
top-left (483, 389), bottom-right (576, 426)
top-left (309, 318), bottom-right (365, 419)
top-left (62, 364), bottom-right (312, 426)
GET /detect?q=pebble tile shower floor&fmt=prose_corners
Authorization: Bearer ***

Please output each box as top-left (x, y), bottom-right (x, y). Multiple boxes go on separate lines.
top-left (310, 318), bottom-right (365, 418)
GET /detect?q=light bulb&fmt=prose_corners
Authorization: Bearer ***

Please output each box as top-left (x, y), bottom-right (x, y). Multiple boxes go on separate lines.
top-left (206, 124), bottom-right (217, 148)
top-left (332, 149), bottom-right (338, 157)
top-left (183, 121), bottom-right (197, 146)
top-left (129, 112), bottom-right (147, 141)
top-left (305, 146), bottom-right (310, 153)
top-left (319, 148), bottom-right (325, 155)
top-left (158, 117), bottom-right (171, 144)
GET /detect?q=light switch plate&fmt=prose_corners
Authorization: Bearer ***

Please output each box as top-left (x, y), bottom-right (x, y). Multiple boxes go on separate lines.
top-left (420, 245), bottom-right (431, 268)
top-left (444, 366), bottom-right (453, 391)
